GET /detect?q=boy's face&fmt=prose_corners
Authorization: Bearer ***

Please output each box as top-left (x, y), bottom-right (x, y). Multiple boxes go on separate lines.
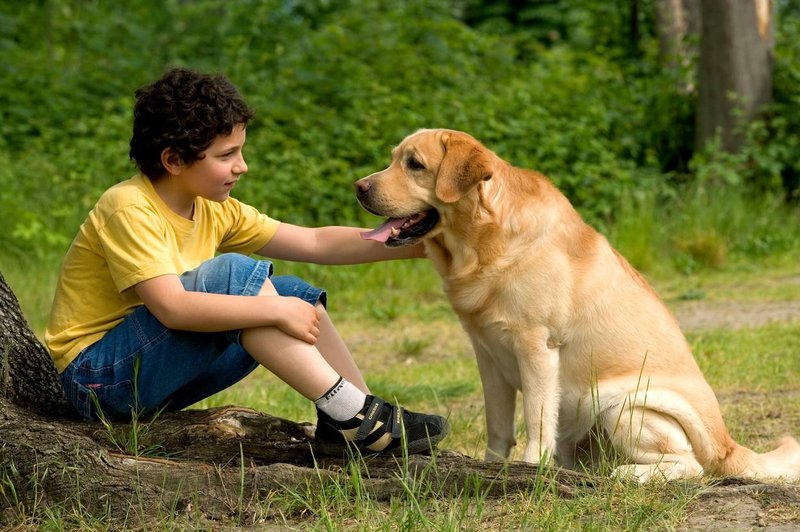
top-left (175, 125), bottom-right (248, 203)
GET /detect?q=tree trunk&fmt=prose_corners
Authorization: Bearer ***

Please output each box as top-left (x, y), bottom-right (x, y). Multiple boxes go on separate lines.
top-left (0, 272), bottom-right (71, 416)
top-left (0, 270), bottom-right (586, 526)
top-left (654, 0), bottom-right (701, 95)
top-left (654, 0), bottom-right (701, 81)
top-left (655, 0), bottom-right (687, 70)
top-left (695, 0), bottom-right (774, 153)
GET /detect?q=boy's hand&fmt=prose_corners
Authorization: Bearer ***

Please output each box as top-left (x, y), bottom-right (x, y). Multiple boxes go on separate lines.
top-left (272, 296), bottom-right (321, 344)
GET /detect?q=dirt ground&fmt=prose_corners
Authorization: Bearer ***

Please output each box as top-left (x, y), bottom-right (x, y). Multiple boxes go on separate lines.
top-left (682, 477), bottom-right (800, 531)
top-left (671, 299), bottom-right (800, 531)
top-left (673, 299), bottom-right (800, 332)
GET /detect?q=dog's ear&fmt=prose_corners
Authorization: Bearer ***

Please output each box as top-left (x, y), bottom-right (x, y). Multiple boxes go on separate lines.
top-left (435, 133), bottom-right (493, 203)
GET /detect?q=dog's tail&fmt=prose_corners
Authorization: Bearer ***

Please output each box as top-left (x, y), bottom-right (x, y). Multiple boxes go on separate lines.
top-left (603, 380), bottom-right (800, 481)
top-left (706, 435), bottom-right (800, 481)
top-left (655, 383), bottom-right (800, 481)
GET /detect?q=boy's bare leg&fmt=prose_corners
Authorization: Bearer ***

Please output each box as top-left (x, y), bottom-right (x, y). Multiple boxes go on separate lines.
top-left (240, 279), bottom-right (368, 400)
top-left (240, 323), bottom-right (339, 400)
top-left (314, 304), bottom-right (369, 394)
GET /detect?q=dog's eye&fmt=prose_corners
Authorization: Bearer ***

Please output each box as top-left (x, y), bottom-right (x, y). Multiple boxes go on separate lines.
top-left (406, 157), bottom-right (425, 171)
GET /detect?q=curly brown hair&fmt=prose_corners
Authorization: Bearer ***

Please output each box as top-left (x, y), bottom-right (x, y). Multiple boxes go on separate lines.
top-left (129, 68), bottom-right (256, 180)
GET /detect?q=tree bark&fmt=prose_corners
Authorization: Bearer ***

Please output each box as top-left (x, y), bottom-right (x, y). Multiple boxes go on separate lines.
top-left (695, 0), bottom-right (774, 152)
top-left (0, 272), bottom-right (71, 416)
top-left (0, 271), bottom-right (587, 526)
top-left (654, 0), bottom-right (701, 95)
top-left (654, 0), bottom-right (701, 72)
top-left (655, 0), bottom-right (687, 70)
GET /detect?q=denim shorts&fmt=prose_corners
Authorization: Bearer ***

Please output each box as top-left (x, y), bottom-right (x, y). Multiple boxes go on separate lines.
top-left (60, 253), bottom-right (327, 421)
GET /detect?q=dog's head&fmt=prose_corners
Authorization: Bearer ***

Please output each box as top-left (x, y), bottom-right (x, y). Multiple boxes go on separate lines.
top-left (356, 129), bottom-right (494, 247)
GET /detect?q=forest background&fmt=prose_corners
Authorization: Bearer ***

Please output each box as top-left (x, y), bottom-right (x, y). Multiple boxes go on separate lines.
top-left (2, 0), bottom-right (799, 287)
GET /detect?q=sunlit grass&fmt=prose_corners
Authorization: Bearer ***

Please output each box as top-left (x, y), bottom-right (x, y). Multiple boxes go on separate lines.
top-left (655, 257), bottom-right (800, 303)
top-left (0, 249), bottom-right (63, 337)
top-left (690, 322), bottom-right (800, 392)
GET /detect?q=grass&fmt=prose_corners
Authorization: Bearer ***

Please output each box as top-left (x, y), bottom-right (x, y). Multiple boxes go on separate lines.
top-left (0, 250), bottom-right (61, 336)
top-left (691, 322), bottom-right (800, 391)
top-left (263, 460), bottom-right (697, 530)
top-left (1, 186), bottom-right (799, 529)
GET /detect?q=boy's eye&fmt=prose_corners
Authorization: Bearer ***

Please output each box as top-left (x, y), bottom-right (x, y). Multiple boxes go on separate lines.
top-left (406, 157), bottom-right (425, 171)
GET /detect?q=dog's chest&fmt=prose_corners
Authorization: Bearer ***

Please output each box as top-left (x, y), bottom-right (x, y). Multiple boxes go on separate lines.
top-left (441, 263), bottom-right (559, 326)
top-left (442, 275), bottom-right (498, 317)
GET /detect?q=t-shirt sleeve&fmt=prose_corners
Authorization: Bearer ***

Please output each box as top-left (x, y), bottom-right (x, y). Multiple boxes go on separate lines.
top-left (97, 205), bottom-right (177, 292)
top-left (217, 198), bottom-right (281, 255)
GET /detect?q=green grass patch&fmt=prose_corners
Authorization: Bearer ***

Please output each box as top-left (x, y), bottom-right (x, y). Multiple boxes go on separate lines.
top-left (654, 257), bottom-right (800, 303)
top-left (263, 459), bottom-right (696, 531)
top-left (0, 249), bottom-right (63, 337)
top-left (690, 322), bottom-right (800, 392)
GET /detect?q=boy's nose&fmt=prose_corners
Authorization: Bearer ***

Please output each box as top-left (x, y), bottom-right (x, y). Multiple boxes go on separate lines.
top-left (235, 157), bottom-right (248, 175)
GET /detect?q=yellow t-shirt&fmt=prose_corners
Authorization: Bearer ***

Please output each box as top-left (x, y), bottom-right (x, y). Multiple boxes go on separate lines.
top-left (45, 174), bottom-right (280, 373)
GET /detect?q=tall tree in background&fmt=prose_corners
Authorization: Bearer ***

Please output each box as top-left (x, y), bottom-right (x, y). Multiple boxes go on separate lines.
top-left (696, 0), bottom-right (774, 153)
top-left (654, 0), bottom-right (700, 90)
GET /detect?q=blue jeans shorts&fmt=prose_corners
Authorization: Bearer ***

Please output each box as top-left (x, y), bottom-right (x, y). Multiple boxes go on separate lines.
top-left (60, 253), bottom-right (327, 421)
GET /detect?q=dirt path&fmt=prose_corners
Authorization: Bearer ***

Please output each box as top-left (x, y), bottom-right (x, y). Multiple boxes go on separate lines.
top-left (673, 299), bottom-right (800, 331)
top-left (681, 478), bottom-right (800, 531)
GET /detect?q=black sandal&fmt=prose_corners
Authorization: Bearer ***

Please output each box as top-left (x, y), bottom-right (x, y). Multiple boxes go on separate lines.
top-left (314, 395), bottom-right (449, 456)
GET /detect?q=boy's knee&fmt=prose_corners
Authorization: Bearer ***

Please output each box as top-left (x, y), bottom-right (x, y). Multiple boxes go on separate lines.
top-left (257, 276), bottom-right (278, 296)
top-left (181, 253), bottom-right (273, 295)
top-left (271, 274), bottom-right (327, 308)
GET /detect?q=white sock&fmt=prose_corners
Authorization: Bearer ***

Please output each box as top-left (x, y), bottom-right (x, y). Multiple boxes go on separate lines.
top-left (314, 377), bottom-right (367, 421)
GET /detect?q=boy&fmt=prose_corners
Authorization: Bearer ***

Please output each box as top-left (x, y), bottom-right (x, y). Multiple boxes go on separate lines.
top-left (45, 67), bottom-right (448, 456)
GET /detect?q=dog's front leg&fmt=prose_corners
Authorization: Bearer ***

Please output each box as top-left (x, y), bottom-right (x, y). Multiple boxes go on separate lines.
top-left (473, 340), bottom-right (517, 460)
top-left (517, 327), bottom-right (560, 464)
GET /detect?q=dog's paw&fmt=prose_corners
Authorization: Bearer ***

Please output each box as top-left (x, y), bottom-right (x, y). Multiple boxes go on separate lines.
top-left (612, 462), bottom-right (702, 482)
top-left (484, 438), bottom-right (516, 462)
top-left (484, 448), bottom-right (511, 462)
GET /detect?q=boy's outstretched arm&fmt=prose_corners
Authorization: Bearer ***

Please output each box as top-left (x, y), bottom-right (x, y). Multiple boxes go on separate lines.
top-left (257, 223), bottom-right (425, 265)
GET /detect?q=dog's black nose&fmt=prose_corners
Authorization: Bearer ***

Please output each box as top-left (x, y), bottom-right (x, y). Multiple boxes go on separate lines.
top-left (355, 179), bottom-right (371, 195)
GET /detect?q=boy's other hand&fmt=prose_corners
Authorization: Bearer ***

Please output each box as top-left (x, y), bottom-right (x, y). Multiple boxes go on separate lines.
top-left (271, 296), bottom-right (321, 344)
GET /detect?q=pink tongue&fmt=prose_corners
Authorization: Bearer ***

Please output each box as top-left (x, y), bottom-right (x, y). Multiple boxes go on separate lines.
top-left (360, 218), bottom-right (406, 242)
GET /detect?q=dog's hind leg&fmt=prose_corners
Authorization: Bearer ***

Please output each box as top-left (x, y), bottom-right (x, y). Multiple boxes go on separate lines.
top-left (601, 404), bottom-right (704, 482)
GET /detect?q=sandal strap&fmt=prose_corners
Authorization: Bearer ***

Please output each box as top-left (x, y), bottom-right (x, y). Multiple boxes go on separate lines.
top-left (356, 396), bottom-right (385, 441)
top-left (388, 405), bottom-right (403, 439)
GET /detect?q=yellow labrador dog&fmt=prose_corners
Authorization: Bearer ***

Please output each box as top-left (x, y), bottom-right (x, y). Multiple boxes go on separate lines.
top-left (356, 128), bottom-right (800, 481)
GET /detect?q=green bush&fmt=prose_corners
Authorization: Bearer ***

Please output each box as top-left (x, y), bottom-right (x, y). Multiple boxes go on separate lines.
top-left (0, 0), bottom-right (798, 265)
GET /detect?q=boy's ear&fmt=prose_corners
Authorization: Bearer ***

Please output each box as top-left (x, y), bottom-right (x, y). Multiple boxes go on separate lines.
top-left (161, 148), bottom-right (183, 176)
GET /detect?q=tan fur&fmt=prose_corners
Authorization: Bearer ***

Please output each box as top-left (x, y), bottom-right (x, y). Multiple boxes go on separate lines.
top-left (356, 128), bottom-right (800, 481)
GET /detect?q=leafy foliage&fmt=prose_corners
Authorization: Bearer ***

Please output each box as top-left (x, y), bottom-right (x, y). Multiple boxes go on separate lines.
top-left (0, 0), bottom-right (798, 265)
